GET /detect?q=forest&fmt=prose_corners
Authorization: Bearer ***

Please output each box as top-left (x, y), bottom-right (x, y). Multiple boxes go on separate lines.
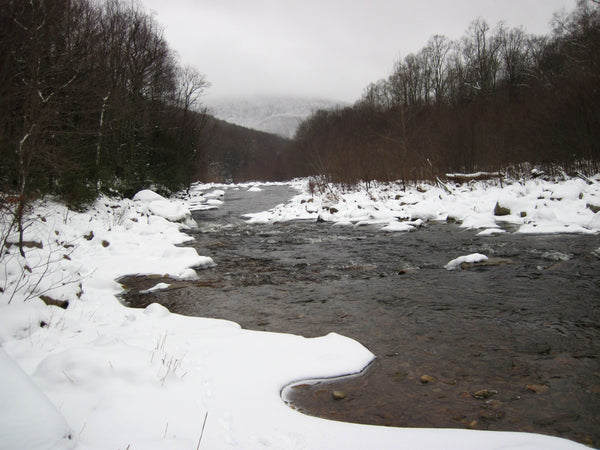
top-left (0, 0), bottom-right (210, 208)
top-left (294, 0), bottom-right (600, 186)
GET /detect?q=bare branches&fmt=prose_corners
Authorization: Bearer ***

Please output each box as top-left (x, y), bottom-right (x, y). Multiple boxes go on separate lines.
top-left (296, 1), bottom-right (600, 186)
top-left (0, 0), bottom-right (212, 204)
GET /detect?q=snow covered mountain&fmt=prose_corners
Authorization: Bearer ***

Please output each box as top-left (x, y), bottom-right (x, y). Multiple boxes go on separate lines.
top-left (205, 96), bottom-right (347, 139)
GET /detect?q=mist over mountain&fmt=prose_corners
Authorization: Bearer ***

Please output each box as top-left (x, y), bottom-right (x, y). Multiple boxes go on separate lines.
top-left (205, 96), bottom-right (348, 138)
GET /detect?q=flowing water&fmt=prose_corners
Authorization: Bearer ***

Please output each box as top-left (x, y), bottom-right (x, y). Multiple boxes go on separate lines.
top-left (122, 185), bottom-right (600, 447)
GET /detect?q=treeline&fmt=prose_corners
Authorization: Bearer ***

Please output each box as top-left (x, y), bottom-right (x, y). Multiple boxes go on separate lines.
top-left (200, 118), bottom-right (299, 183)
top-left (0, 0), bottom-right (209, 207)
top-left (295, 0), bottom-right (600, 185)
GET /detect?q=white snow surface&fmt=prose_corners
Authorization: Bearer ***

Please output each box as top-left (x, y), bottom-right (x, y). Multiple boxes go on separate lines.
top-left (1, 179), bottom-right (595, 449)
top-left (445, 253), bottom-right (489, 270)
top-left (243, 177), bottom-right (600, 236)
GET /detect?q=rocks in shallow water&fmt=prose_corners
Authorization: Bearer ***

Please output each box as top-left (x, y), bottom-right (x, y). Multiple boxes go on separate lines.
top-left (479, 409), bottom-right (506, 421)
top-left (473, 389), bottom-right (498, 400)
top-left (526, 383), bottom-right (549, 394)
top-left (534, 413), bottom-right (579, 426)
top-left (459, 257), bottom-right (512, 269)
top-left (420, 375), bottom-right (435, 384)
top-left (332, 390), bottom-right (347, 400)
top-left (479, 400), bottom-right (506, 421)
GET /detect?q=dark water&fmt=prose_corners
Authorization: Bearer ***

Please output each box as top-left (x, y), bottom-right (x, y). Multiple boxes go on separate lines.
top-left (122, 185), bottom-right (600, 447)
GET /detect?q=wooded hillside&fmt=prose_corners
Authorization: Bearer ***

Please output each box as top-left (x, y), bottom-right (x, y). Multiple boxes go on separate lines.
top-left (294, 0), bottom-right (600, 185)
top-left (0, 0), bottom-right (209, 206)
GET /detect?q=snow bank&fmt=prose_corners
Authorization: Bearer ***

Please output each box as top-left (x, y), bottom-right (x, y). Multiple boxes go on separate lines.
top-left (0, 190), bottom-right (211, 304)
top-left (243, 177), bottom-right (600, 236)
top-left (0, 182), bottom-right (591, 449)
top-left (133, 189), bottom-right (196, 227)
top-left (0, 348), bottom-right (74, 450)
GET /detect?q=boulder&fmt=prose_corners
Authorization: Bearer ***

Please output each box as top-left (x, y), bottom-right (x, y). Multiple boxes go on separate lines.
top-left (494, 202), bottom-right (511, 216)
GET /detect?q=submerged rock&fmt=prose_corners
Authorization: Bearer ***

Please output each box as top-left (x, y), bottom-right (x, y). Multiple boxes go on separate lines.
top-left (473, 389), bottom-right (498, 400)
top-left (460, 257), bottom-right (513, 270)
top-left (332, 390), bottom-right (347, 400)
top-left (526, 383), bottom-right (549, 394)
top-left (420, 375), bottom-right (435, 384)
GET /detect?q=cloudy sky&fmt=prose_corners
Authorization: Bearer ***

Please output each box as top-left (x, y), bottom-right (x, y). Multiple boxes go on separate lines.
top-left (139, 0), bottom-right (575, 103)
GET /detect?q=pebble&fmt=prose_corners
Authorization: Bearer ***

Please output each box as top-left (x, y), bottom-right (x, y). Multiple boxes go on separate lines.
top-left (479, 410), bottom-right (506, 421)
top-left (332, 390), bottom-right (347, 400)
top-left (527, 383), bottom-right (549, 394)
top-left (420, 375), bottom-right (435, 384)
top-left (473, 389), bottom-right (498, 399)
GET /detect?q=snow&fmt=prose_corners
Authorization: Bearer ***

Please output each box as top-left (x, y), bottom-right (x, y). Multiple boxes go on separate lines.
top-left (477, 228), bottom-right (507, 236)
top-left (243, 177), bottom-right (600, 236)
top-left (203, 189), bottom-right (225, 199)
top-left (140, 282), bottom-right (171, 293)
top-left (1, 178), bottom-right (596, 450)
top-left (133, 189), bottom-right (196, 226)
top-left (132, 189), bottom-right (165, 202)
top-left (0, 347), bottom-right (74, 450)
top-left (206, 95), bottom-right (346, 138)
top-left (445, 253), bottom-right (489, 270)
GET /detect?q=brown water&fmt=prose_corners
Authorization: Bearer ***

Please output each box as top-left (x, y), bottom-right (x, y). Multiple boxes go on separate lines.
top-left (121, 185), bottom-right (600, 448)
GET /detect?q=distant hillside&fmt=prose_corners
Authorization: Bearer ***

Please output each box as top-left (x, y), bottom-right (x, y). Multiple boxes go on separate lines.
top-left (206, 96), bottom-right (347, 138)
top-left (197, 115), bottom-right (308, 182)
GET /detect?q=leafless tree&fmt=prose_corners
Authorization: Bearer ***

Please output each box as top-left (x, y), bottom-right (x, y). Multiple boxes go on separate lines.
top-left (424, 35), bottom-right (451, 103)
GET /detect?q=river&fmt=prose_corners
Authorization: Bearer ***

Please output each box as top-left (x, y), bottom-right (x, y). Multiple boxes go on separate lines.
top-left (122, 184), bottom-right (600, 448)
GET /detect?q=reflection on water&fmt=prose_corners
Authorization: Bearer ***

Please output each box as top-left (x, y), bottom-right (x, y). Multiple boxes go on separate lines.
top-left (123, 185), bottom-right (600, 448)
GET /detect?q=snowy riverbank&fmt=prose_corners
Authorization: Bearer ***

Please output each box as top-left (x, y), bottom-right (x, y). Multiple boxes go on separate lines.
top-left (244, 175), bottom-right (600, 236)
top-left (1, 177), bottom-right (596, 449)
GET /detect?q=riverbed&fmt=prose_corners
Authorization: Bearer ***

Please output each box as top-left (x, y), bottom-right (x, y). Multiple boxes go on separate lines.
top-left (122, 185), bottom-right (600, 448)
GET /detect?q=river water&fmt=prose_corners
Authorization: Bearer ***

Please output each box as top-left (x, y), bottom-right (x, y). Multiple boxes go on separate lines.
top-left (122, 185), bottom-right (600, 447)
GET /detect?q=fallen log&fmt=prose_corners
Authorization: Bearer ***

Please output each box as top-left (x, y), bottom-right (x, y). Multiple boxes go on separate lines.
top-left (445, 172), bottom-right (504, 183)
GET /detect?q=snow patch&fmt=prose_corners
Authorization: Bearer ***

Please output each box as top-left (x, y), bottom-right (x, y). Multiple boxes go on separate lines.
top-left (0, 348), bottom-right (75, 450)
top-left (243, 177), bottom-right (600, 236)
top-left (445, 253), bottom-right (489, 270)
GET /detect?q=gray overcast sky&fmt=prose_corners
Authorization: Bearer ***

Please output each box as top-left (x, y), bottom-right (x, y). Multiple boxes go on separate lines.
top-left (139, 0), bottom-right (575, 103)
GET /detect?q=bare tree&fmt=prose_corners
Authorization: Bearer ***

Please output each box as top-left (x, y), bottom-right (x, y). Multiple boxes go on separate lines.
top-left (461, 18), bottom-right (502, 94)
top-left (497, 24), bottom-right (532, 93)
top-left (424, 35), bottom-right (451, 103)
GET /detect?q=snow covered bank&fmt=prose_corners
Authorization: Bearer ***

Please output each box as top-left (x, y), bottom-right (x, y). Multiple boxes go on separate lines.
top-left (243, 176), bottom-right (600, 237)
top-left (0, 183), bottom-right (591, 449)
